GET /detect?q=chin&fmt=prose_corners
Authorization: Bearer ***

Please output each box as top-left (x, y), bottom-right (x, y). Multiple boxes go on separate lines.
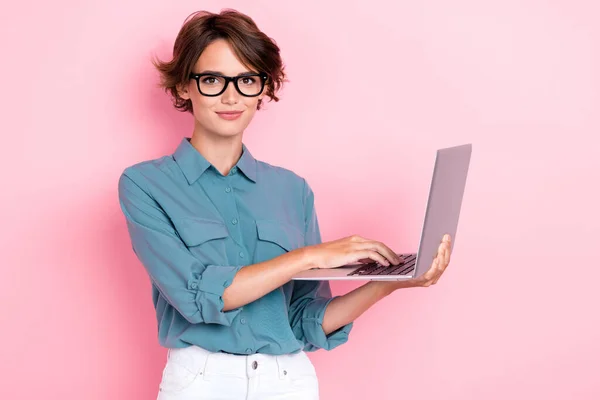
top-left (214, 120), bottom-right (250, 137)
top-left (212, 125), bottom-right (246, 138)
top-left (218, 130), bottom-right (243, 138)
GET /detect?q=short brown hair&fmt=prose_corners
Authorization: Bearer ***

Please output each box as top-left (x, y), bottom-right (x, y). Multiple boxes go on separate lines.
top-left (151, 9), bottom-right (286, 113)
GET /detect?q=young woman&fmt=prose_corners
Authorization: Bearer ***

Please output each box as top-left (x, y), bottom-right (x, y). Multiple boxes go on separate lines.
top-left (118, 9), bottom-right (452, 400)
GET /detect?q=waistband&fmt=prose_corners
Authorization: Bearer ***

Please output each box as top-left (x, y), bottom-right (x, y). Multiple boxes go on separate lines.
top-left (167, 345), bottom-right (314, 379)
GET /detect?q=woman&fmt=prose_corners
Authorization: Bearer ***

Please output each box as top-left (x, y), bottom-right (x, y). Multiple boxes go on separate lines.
top-left (118, 9), bottom-right (452, 400)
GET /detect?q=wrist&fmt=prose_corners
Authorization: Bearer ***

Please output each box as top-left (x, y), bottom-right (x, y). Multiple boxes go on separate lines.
top-left (366, 281), bottom-right (393, 297)
top-left (293, 246), bottom-right (317, 272)
top-left (369, 280), bottom-right (409, 296)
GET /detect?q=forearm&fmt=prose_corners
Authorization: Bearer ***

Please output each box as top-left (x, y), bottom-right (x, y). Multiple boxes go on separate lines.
top-left (321, 281), bottom-right (408, 335)
top-left (222, 248), bottom-right (312, 311)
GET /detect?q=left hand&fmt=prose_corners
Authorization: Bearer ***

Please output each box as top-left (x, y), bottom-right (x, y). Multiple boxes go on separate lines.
top-left (373, 234), bottom-right (453, 293)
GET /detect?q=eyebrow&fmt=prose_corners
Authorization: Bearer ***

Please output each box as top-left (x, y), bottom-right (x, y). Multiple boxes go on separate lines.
top-left (197, 70), bottom-right (257, 76)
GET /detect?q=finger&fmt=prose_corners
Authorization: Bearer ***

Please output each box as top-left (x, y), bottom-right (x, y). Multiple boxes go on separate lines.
top-left (374, 242), bottom-right (403, 264)
top-left (437, 242), bottom-right (449, 265)
top-left (422, 257), bottom-right (439, 281)
top-left (432, 262), bottom-right (446, 284)
top-left (358, 258), bottom-right (374, 264)
top-left (357, 241), bottom-right (401, 265)
top-left (357, 250), bottom-right (389, 266)
top-left (433, 255), bottom-right (445, 275)
top-left (441, 234), bottom-right (450, 247)
top-left (444, 243), bottom-right (451, 266)
top-left (433, 249), bottom-right (451, 284)
top-left (437, 245), bottom-right (447, 269)
top-left (435, 242), bottom-right (445, 262)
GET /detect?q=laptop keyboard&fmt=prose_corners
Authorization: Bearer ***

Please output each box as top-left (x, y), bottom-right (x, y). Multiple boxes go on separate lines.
top-left (347, 253), bottom-right (416, 276)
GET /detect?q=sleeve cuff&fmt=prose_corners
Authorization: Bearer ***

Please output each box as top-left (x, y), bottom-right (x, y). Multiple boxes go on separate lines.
top-left (300, 296), bottom-right (354, 351)
top-left (189, 265), bottom-right (243, 325)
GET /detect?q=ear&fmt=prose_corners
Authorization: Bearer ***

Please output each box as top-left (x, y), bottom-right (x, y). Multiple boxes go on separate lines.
top-left (177, 82), bottom-right (191, 100)
top-left (258, 85), bottom-right (267, 101)
top-left (258, 75), bottom-right (270, 100)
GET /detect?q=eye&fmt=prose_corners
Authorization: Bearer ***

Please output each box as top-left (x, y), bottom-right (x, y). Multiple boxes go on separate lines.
top-left (240, 76), bottom-right (257, 85)
top-left (201, 75), bottom-right (221, 85)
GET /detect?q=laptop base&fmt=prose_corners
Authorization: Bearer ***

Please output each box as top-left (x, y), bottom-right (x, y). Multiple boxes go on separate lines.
top-left (292, 253), bottom-right (417, 281)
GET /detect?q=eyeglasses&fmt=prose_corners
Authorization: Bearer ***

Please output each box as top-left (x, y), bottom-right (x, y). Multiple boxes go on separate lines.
top-left (189, 72), bottom-right (268, 97)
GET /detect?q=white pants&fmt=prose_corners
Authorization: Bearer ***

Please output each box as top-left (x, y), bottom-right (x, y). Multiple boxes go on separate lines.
top-left (156, 345), bottom-right (320, 400)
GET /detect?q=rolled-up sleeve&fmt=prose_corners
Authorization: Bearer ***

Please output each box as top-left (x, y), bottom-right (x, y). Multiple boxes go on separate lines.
top-left (289, 282), bottom-right (353, 351)
top-left (288, 179), bottom-right (353, 351)
top-left (118, 171), bottom-right (242, 325)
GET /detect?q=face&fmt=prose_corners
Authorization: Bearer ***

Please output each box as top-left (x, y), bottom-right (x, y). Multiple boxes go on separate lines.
top-left (177, 39), bottom-right (266, 140)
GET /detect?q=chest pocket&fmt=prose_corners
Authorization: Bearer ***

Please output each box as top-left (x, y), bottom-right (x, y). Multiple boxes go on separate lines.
top-left (254, 219), bottom-right (305, 263)
top-left (173, 217), bottom-right (229, 265)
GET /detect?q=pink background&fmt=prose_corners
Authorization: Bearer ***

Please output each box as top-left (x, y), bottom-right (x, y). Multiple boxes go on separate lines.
top-left (2, 0), bottom-right (599, 399)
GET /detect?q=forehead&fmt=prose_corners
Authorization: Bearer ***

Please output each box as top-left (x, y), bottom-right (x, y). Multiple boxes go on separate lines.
top-left (194, 39), bottom-right (257, 75)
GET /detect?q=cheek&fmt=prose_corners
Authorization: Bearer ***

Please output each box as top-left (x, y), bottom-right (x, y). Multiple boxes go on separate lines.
top-left (243, 98), bottom-right (260, 115)
top-left (243, 105), bottom-right (258, 120)
top-left (191, 94), bottom-right (217, 111)
top-left (190, 97), bottom-right (217, 120)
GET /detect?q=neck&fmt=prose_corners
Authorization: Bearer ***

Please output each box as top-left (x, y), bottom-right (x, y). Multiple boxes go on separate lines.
top-left (189, 131), bottom-right (243, 177)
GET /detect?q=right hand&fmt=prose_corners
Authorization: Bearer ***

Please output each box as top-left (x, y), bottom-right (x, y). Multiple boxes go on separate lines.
top-left (302, 235), bottom-right (402, 269)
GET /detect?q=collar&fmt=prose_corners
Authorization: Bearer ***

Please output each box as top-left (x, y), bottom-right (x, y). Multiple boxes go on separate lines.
top-left (173, 137), bottom-right (257, 185)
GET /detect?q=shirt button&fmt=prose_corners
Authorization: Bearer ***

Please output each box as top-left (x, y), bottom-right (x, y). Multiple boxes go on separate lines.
top-left (232, 168), bottom-right (238, 174)
top-left (240, 317), bottom-right (246, 324)
top-left (225, 187), bottom-right (231, 193)
top-left (231, 218), bottom-right (238, 225)
top-left (252, 361), bottom-right (258, 369)
top-left (239, 252), bottom-right (244, 258)
top-left (190, 282), bottom-right (198, 289)
top-left (246, 348), bottom-right (252, 354)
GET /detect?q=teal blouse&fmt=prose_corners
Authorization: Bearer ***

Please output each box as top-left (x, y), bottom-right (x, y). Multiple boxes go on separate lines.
top-left (118, 137), bottom-right (353, 355)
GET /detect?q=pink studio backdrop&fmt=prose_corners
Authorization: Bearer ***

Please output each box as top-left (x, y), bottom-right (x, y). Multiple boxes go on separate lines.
top-left (1, 0), bottom-right (599, 399)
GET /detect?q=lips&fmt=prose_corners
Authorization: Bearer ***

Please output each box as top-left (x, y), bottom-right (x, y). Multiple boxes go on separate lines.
top-left (216, 110), bottom-right (243, 121)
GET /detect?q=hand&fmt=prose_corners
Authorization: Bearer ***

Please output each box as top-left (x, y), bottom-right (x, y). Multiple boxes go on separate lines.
top-left (414, 233), bottom-right (452, 286)
top-left (303, 235), bottom-right (402, 270)
top-left (373, 234), bottom-right (452, 293)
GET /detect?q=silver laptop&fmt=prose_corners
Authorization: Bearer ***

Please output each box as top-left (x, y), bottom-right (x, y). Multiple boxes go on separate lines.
top-left (292, 143), bottom-right (472, 281)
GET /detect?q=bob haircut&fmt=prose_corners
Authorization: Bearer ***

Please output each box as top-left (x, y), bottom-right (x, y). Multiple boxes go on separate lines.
top-left (152, 9), bottom-right (286, 112)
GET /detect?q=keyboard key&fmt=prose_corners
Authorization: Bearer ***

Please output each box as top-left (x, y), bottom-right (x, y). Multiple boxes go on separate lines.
top-left (348, 259), bottom-right (415, 276)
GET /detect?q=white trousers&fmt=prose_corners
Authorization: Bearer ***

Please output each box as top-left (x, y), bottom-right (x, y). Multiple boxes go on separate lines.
top-left (156, 345), bottom-right (320, 400)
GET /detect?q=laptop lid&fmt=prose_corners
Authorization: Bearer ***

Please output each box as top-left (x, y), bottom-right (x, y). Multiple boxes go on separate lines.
top-left (412, 143), bottom-right (472, 278)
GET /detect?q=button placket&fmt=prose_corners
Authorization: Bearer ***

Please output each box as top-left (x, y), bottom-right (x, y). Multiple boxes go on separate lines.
top-left (220, 174), bottom-right (245, 252)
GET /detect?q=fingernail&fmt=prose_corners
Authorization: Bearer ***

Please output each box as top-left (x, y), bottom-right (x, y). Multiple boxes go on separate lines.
top-left (444, 234), bottom-right (450, 241)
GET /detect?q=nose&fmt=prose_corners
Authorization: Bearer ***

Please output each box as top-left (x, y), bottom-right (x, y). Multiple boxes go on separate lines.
top-left (221, 81), bottom-right (240, 105)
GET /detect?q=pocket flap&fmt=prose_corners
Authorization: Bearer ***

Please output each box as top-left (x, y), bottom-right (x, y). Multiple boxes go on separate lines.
top-left (256, 220), bottom-right (304, 251)
top-left (174, 217), bottom-right (229, 247)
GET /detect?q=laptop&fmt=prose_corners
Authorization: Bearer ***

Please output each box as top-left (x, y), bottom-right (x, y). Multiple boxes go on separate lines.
top-left (292, 143), bottom-right (472, 281)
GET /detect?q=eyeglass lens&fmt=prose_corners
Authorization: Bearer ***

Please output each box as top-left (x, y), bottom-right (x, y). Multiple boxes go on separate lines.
top-left (199, 75), bottom-right (263, 96)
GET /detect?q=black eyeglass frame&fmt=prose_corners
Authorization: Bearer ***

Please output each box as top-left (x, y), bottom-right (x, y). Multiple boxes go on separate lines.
top-left (188, 72), bottom-right (268, 97)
